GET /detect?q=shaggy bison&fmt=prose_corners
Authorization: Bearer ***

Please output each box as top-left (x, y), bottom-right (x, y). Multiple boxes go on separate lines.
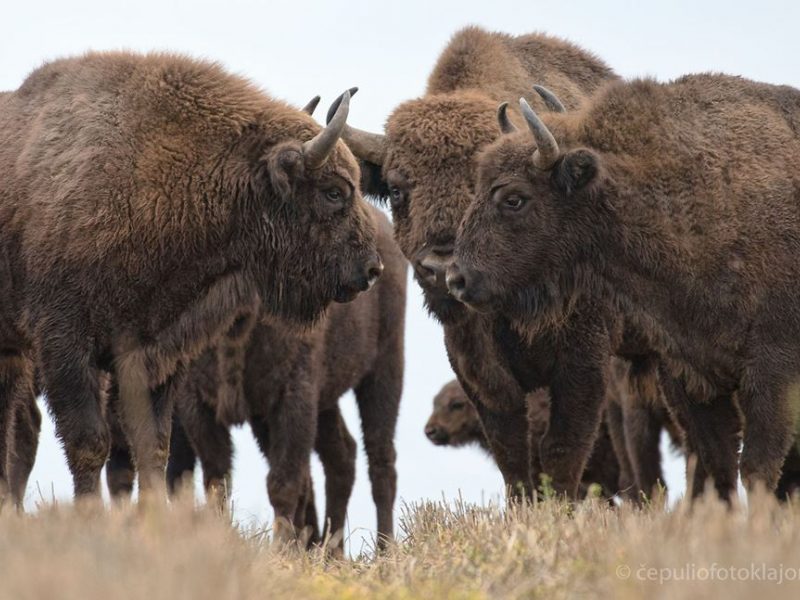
top-left (329, 27), bottom-right (628, 498)
top-left (450, 73), bottom-right (800, 496)
top-left (0, 52), bottom-right (380, 501)
top-left (147, 205), bottom-right (406, 548)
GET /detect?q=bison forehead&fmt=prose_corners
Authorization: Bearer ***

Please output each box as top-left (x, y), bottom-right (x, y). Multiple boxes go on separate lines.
top-left (477, 133), bottom-right (542, 183)
top-left (386, 92), bottom-right (501, 165)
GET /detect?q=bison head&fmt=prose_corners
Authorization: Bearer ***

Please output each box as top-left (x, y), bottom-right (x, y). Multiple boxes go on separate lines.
top-left (448, 95), bottom-right (605, 325)
top-left (325, 89), bottom-right (505, 323)
top-left (424, 380), bottom-right (483, 447)
top-left (236, 91), bottom-right (382, 325)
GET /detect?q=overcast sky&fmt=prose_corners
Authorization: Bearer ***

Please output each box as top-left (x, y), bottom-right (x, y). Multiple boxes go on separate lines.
top-left (4, 0), bottom-right (798, 553)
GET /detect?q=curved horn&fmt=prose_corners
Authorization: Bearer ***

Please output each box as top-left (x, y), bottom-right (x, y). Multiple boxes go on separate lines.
top-left (326, 87), bottom-right (359, 123)
top-left (301, 95), bottom-right (321, 115)
top-left (532, 85), bottom-right (566, 113)
top-left (302, 90), bottom-right (350, 169)
top-left (519, 98), bottom-right (560, 170)
top-left (327, 87), bottom-right (387, 166)
top-left (496, 102), bottom-right (518, 134)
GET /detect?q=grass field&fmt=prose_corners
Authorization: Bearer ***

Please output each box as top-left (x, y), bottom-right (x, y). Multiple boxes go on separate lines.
top-left (2, 489), bottom-right (800, 599)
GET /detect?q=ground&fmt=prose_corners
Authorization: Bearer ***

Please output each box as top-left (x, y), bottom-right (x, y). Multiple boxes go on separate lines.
top-left (2, 489), bottom-right (800, 599)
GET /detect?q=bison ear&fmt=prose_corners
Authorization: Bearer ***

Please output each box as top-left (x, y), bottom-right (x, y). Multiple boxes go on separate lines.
top-left (552, 149), bottom-right (599, 196)
top-left (359, 159), bottom-right (390, 202)
top-left (266, 146), bottom-right (305, 199)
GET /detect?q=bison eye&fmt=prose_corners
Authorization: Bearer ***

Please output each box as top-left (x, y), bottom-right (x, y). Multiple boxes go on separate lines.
top-left (324, 187), bottom-right (345, 206)
top-left (449, 401), bottom-right (466, 411)
top-left (388, 186), bottom-right (407, 211)
top-left (502, 194), bottom-right (526, 211)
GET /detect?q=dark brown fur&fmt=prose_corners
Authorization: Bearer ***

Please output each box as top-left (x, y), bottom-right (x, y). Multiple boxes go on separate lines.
top-left (454, 73), bottom-right (800, 495)
top-left (0, 52), bottom-right (379, 500)
top-left (349, 26), bottom-right (621, 498)
top-left (162, 207), bottom-right (406, 549)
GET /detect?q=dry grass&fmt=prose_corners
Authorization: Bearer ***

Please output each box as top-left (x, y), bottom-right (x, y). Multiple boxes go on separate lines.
top-left (3, 491), bottom-right (800, 599)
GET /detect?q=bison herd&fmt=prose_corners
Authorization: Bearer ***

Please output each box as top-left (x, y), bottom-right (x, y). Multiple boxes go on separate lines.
top-left (2, 26), bottom-right (800, 551)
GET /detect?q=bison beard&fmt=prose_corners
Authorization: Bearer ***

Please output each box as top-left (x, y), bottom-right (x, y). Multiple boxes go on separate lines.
top-left (454, 73), bottom-right (800, 496)
top-left (0, 51), bottom-right (379, 502)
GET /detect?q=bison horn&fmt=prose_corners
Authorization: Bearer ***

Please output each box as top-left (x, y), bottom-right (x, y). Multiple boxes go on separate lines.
top-left (326, 87), bottom-right (387, 166)
top-left (519, 98), bottom-right (560, 170)
top-left (532, 85), bottom-right (566, 113)
top-left (301, 95), bottom-right (321, 115)
top-left (497, 102), bottom-right (518, 134)
top-left (302, 89), bottom-right (351, 169)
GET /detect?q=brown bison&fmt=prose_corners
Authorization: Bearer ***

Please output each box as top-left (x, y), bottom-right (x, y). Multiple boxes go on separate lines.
top-left (0, 51), bottom-right (380, 501)
top-left (120, 205), bottom-right (407, 548)
top-left (329, 26), bottom-right (638, 498)
top-left (450, 73), bottom-right (800, 496)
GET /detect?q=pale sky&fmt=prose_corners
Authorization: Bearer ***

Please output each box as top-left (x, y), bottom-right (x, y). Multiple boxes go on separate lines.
top-left (4, 0), bottom-right (798, 553)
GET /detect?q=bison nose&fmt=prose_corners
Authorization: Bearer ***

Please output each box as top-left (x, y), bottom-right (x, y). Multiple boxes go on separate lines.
top-left (446, 262), bottom-right (489, 309)
top-left (425, 424), bottom-right (448, 444)
top-left (445, 262), bottom-right (467, 301)
top-left (365, 256), bottom-right (384, 290)
top-left (415, 244), bottom-right (454, 287)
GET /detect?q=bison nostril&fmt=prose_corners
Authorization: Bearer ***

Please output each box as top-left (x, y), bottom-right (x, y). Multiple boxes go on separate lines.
top-left (366, 260), bottom-right (383, 288)
top-left (446, 271), bottom-right (466, 294)
top-left (425, 426), bottom-right (438, 439)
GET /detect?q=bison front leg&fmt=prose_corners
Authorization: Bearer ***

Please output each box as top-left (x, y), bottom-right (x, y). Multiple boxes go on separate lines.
top-left (472, 395), bottom-right (532, 500)
top-left (249, 374), bottom-right (317, 547)
top-left (737, 357), bottom-right (798, 495)
top-left (354, 359), bottom-right (401, 550)
top-left (604, 399), bottom-right (637, 500)
top-left (105, 380), bottom-right (136, 499)
top-left (293, 468), bottom-right (320, 548)
top-left (541, 362), bottom-right (606, 500)
top-left (113, 337), bottom-right (176, 501)
top-left (7, 394), bottom-right (41, 508)
top-left (623, 360), bottom-right (669, 501)
top-left (173, 397), bottom-right (233, 510)
top-left (657, 367), bottom-right (739, 501)
top-left (315, 406), bottom-right (357, 551)
top-left (39, 334), bottom-right (110, 498)
top-left (166, 411), bottom-right (198, 497)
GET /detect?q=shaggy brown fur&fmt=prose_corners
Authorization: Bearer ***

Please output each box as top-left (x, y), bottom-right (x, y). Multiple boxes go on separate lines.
top-left (0, 52), bottom-right (380, 500)
top-left (453, 73), bottom-right (800, 495)
top-left (159, 206), bottom-right (405, 549)
top-left (339, 26), bottom-right (623, 498)
top-left (425, 378), bottom-right (622, 499)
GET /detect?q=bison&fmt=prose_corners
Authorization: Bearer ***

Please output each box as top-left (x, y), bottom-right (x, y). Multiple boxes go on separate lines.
top-left (450, 73), bottom-right (800, 496)
top-left (330, 27), bottom-right (663, 499)
top-left (0, 51), bottom-right (380, 502)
